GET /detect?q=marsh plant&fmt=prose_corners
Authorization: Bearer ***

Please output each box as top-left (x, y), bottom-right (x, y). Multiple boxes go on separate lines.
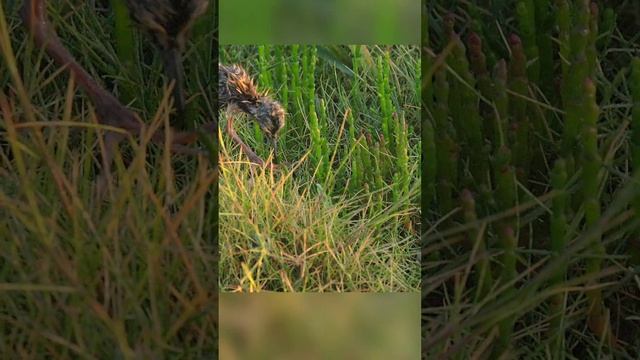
top-left (424, 1), bottom-right (640, 358)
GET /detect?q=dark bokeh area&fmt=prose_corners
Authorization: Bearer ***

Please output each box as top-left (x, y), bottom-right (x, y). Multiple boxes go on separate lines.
top-left (423, 0), bottom-right (640, 358)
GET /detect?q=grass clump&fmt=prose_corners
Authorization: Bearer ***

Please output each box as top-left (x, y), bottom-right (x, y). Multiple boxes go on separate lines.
top-left (219, 45), bottom-right (420, 292)
top-left (424, 1), bottom-right (640, 358)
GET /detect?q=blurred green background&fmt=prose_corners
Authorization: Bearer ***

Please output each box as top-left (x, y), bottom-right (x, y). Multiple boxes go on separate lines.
top-left (220, 0), bottom-right (419, 44)
top-left (220, 293), bottom-right (420, 359)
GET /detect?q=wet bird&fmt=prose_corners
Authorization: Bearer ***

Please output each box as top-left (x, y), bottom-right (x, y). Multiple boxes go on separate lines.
top-left (125, 0), bottom-right (209, 128)
top-left (219, 63), bottom-right (285, 165)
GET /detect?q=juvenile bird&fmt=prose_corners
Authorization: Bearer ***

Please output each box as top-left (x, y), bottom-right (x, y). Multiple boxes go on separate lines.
top-left (126, 0), bottom-right (209, 128)
top-left (219, 63), bottom-right (285, 164)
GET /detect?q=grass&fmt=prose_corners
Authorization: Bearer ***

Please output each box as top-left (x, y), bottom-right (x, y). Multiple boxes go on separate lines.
top-left (1, 2), bottom-right (217, 357)
top-left (219, 45), bottom-right (421, 292)
top-left (424, 1), bottom-right (640, 358)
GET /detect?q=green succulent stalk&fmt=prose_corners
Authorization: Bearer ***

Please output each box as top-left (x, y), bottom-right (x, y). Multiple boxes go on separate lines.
top-left (309, 100), bottom-right (325, 180)
top-left (423, 8), bottom-right (433, 111)
top-left (110, 0), bottom-right (136, 104)
top-left (467, 32), bottom-right (489, 86)
top-left (301, 46), bottom-right (317, 106)
top-left (377, 54), bottom-right (394, 153)
top-left (493, 145), bottom-right (518, 348)
top-left (556, 0), bottom-right (571, 83)
top-left (631, 58), bottom-right (640, 264)
top-left (416, 50), bottom-right (422, 105)
top-left (352, 45), bottom-right (363, 100)
top-left (291, 45), bottom-right (302, 106)
top-left (492, 60), bottom-right (509, 149)
top-left (449, 34), bottom-right (486, 187)
top-left (598, 8), bottom-right (616, 51)
top-left (302, 45), bottom-right (326, 180)
top-left (571, 0), bottom-right (592, 69)
top-left (581, 78), bottom-right (613, 345)
top-left (534, 0), bottom-right (554, 94)
top-left (385, 52), bottom-right (396, 148)
top-left (319, 99), bottom-right (329, 142)
top-left (393, 113), bottom-right (410, 202)
top-left (308, 46), bottom-right (318, 104)
top-left (460, 189), bottom-right (493, 300)
top-left (319, 99), bottom-right (330, 173)
top-left (587, 3), bottom-right (599, 79)
top-left (378, 133), bottom-right (391, 182)
top-left (601, 68), bottom-right (626, 108)
top-left (466, 2), bottom-right (484, 35)
top-left (508, 35), bottom-right (531, 180)
top-left (561, 0), bottom-right (592, 162)
top-left (493, 145), bottom-right (517, 336)
top-left (516, 0), bottom-right (540, 84)
top-left (631, 59), bottom-right (640, 134)
top-left (582, 79), bottom-right (601, 231)
top-left (258, 45), bottom-right (272, 88)
top-left (550, 158), bottom-right (569, 283)
top-left (548, 158), bottom-right (568, 359)
top-left (468, 32), bottom-right (494, 144)
top-left (347, 110), bottom-right (361, 192)
top-left (433, 68), bottom-right (456, 214)
top-left (361, 132), bottom-right (373, 185)
top-left (500, 226), bottom-right (518, 283)
top-left (496, 225), bottom-right (518, 355)
top-left (373, 141), bottom-right (385, 194)
top-left (424, 118), bottom-right (437, 212)
top-left (494, 146), bottom-right (517, 224)
top-left (275, 46), bottom-right (288, 108)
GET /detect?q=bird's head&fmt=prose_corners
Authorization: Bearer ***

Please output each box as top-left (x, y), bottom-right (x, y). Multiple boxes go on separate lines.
top-left (249, 97), bottom-right (285, 160)
top-left (252, 98), bottom-right (285, 138)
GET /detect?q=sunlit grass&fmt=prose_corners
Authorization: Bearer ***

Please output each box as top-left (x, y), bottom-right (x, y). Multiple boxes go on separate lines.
top-left (219, 45), bottom-right (421, 292)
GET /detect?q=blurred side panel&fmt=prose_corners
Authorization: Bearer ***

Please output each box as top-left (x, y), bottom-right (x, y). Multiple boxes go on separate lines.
top-left (220, 293), bottom-right (420, 359)
top-left (219, 0), bottom-right (419, 45)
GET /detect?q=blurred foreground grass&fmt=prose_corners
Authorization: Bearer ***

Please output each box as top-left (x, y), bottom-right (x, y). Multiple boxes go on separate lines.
top-left (0, 2), bottom-right (217, 357)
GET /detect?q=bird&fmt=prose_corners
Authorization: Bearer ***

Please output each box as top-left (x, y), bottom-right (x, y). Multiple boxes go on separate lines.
top-left (125, 0), bottom-right (210, 129)
top-left (219, 63), bottom-right (285, 165)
